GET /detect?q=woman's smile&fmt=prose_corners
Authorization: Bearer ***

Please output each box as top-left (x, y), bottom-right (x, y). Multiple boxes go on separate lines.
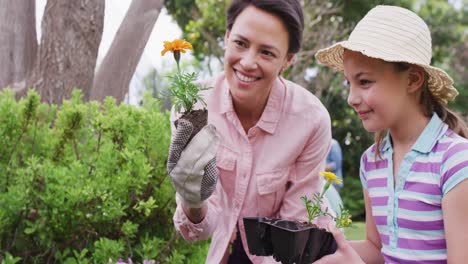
top-left (235, 70), bottom-right (260, 83)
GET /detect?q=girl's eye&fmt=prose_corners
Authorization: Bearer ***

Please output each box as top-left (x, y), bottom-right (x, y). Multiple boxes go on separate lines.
top-left (359, 79), bottom-right (373, 86)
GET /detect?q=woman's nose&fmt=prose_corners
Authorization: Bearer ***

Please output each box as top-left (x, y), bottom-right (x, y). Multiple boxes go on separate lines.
top-left (239, 51), bottom-right (258, 70)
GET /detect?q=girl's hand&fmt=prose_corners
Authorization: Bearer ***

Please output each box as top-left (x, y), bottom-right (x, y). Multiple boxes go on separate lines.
top-left (313, 224), bottom-right (364, 264)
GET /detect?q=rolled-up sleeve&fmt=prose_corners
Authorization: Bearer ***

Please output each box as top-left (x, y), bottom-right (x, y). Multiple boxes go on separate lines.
top-left (173, 184), bottom-right (222, 241)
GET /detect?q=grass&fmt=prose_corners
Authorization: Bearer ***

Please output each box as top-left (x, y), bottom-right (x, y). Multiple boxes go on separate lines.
top-left (344, 221), bottom-right (366, 240)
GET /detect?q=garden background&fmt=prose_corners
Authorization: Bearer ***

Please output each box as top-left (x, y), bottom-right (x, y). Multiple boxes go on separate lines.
top-left (1, 0), bottom-right (467, 263)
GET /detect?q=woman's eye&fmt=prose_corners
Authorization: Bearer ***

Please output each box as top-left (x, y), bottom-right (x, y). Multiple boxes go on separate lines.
top-left (234, 40), bottom-right (246, 47)
top-left (261, 50), bottom-right (275, 57)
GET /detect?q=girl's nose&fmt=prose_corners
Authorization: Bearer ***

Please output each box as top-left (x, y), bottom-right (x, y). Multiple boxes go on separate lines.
top-left (347, 86), bottom-right (360, 107)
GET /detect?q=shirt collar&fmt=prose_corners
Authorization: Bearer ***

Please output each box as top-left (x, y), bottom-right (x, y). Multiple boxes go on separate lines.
top-left (219, 77), bottom-right (232, 115)
top-left (218, 75), bottom-right (285, 134)
top-left (412, 113), bottom-right (447, 153)
top-left (380, 113), bottom-right (447, 154)
top-left (256, 77), bottom-right (285, 134)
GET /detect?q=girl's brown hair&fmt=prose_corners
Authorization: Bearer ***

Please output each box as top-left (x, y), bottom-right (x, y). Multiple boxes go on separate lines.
top-left (374, 62), bottom-right (468, 158)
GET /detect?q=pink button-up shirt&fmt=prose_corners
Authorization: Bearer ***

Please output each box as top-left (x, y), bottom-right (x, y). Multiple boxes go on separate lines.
top-left (172, 73), bottom-right (332, 264)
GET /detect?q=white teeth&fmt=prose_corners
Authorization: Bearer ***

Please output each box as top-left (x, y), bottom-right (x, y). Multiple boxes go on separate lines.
top-left (236, 71), bottom-right (257, 82)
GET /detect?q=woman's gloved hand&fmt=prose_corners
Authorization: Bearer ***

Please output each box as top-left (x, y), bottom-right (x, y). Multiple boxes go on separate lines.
top-left (167, 119), bottom-right (220, 208)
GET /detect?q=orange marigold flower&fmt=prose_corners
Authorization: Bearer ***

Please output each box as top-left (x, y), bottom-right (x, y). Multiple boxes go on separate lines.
top-left (161, 39), bottom-right (193, 56)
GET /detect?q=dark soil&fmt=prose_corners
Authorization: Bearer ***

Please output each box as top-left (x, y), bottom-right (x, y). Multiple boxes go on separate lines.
top-left (300, 222), bottom-right (319, 228)
top-left (273, 220), bottom-right (317, 231)
top-left (174, 109), bottom-right (208, 143)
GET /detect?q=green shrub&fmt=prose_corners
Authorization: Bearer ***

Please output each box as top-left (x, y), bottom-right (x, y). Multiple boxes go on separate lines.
top-left (0, 89), bottom-right (209, 263)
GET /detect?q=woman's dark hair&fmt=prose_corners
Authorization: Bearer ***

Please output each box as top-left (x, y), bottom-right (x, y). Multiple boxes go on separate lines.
top-left (226, 0), bottom-right (304, 54)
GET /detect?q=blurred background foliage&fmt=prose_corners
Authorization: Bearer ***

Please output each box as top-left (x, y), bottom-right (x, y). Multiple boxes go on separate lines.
top-left (161, 0), bottom-right (468, 220)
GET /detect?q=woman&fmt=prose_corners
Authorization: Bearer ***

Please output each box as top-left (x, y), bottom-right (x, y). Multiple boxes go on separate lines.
top-left (168, 0), bottom-right (333, 263)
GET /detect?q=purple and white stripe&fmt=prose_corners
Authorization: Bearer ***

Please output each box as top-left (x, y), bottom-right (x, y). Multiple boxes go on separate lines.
top-left (360, 122), bottom-right (468, 263)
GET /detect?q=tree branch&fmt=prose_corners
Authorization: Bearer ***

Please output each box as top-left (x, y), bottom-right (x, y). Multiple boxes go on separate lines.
top-left (90, 0), bottom-right (164, 103)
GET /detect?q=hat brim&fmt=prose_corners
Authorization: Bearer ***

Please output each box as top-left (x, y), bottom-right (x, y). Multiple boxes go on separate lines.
top-left (315, 41), bottom-right (458, 104)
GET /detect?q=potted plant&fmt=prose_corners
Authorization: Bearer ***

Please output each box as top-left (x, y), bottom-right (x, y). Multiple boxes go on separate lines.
top-left (161, 38), bottom-right (210, 141)
top-left (243, 172), bottom-right (352, 264)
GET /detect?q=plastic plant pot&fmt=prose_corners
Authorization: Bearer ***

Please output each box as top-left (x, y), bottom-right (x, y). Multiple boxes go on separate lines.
top-left (243, 217), bottom-right (337, 264)
top-left (300, 228), bottom-right (325, 263)
top-left (267, 220), bottom-right (314, 264)
top-left (316, 229), bottom-right (337, 260)
top-left (301, 227), bottom-right (337, 263)
top-left (243, 217), bottom-right (274, 256)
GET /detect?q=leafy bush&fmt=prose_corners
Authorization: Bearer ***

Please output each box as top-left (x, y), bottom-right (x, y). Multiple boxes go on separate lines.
top-left (0, 89), bottom-right (209, 263)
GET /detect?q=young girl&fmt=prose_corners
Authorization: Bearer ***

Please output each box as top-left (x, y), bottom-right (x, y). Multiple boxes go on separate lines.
top-left (314, 5), bottom-right (468, 263)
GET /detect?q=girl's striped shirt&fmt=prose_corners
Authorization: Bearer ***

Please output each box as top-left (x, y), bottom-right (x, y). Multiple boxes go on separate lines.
top-left (360, 113), bottom-right (468, 263)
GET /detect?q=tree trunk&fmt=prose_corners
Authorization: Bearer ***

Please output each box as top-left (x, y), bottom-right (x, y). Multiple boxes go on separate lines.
top-left (90, 0), bottom-right (164, 103)
top-left (27, 0), bottom-right (105, 104)
top-left (0, 0), bottom-right (37, 90)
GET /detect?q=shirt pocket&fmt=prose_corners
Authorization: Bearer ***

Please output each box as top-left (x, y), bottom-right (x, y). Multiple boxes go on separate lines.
top-left (216, 145), bottom-right (237, 198)
top-left (256, 167), bottom-right (290, 216)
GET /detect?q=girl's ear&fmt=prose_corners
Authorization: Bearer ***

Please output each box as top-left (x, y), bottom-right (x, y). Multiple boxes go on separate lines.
top-left (407, 65), bottom-right (425, 93)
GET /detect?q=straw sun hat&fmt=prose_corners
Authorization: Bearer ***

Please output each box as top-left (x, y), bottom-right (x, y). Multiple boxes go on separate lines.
top-left (315, 5), bottom-right (458, 105)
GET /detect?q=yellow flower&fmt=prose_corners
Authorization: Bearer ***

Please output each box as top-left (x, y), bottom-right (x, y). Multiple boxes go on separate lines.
top-left (320, 171), bottom-right (342, 185)
top-left (336, 214), bottom-right (352, 228)
top-left (161, 39), bottom-right (193, 56)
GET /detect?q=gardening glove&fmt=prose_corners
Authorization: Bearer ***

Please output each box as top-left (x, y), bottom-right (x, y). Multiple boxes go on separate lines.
top-left (167, 119), bottom-right (220, 208)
